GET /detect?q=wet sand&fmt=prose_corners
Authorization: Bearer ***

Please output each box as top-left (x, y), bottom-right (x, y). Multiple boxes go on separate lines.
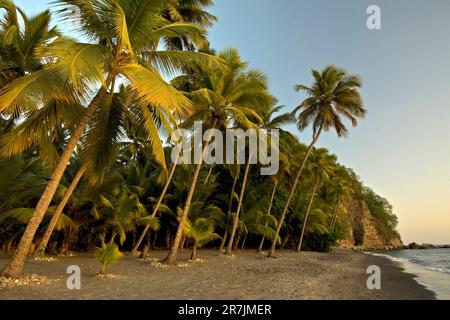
top-left (0, 249), bottom-right (435, 300)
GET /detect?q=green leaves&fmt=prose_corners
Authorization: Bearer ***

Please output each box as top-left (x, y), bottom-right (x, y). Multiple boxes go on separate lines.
top-left (184, 217), bottom-right (220, 247)
top-left (94, 234), bottom-right (123, 274)
top-left (120, 63), bottom-right (193, 117)
top-left (44, 40), bottom-right (109, 88)
top-left (294, 65), bottom-right (366, 138)
top-left (136, 215), bottom-right (160, 231)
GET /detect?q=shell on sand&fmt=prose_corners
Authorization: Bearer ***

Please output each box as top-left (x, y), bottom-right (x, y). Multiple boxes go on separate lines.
top-left (0, 274), bottom-right (57, 289)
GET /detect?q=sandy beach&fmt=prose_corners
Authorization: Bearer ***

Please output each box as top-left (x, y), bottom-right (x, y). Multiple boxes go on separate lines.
top-left (0, 249), bottom-right (435, 300)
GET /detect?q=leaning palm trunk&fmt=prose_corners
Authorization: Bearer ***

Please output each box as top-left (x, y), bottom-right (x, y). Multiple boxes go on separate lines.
top-left (240, 232), bottom-right (248, 250)
top-left (257, 181), bottom-right (277, 253)
top-left (297, 174), bottom-right (320, 252)
top-left (132, 161), bottom-right (178, 254)
top-left (34, 166), bottom-right (86, 258)
top-left (190, 244), bottom-right (197, 261)
top-left (268, 128), bottom-right (322, 258)
top-left (162, 118), bottom-right (218, 264)
top-left (218, 170), bottom-right (239, 253)
top-left (330, 195), bottom-right (341, 230)
top-left (0, 90), bottom-right (106, 278)
top-left (225, 152), bottom-right (252, 255)
top-left (203, 164), bottom-right (214, 186)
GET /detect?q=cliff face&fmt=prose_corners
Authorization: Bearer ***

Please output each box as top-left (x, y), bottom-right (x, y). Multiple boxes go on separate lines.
top-left (338, 199), bottom-right (402, 250)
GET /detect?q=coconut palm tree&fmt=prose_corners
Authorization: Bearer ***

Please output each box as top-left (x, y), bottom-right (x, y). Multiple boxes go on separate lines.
top-left (328, 177), bottom-right (353, 230)
top-left (162, 49), bottom-right (271, 263)
top-left (296, 148), bottom-right (336, 252)
top-left (184, 217), bottom-right (220, 260)
top-left (11, 82), bottom-right (173, 257)
top-left (224, 149), bottom-right (252, 255)
top-left (225, 103), bottom-right (293, 255)
top-left (257, 178), bottom-right (277, 253)
top-left (162, 0), bottom-right (217, 50)
top-left (268, 65), bottom-right (366, 258)
top-left (33, 166), bottom-right (86, 258)
top-left (131, 153), bottom-right (179, 254)
top-left (95, 234), bottom-right (123, 275)
top-left (0, 1), bottom-right (60, 89)
top-left (217, 163), bottom-right (240, 253)
top-left (237, 188), bottom-right (278, 250)
top-left (0, 0), bottom-right (220, 278)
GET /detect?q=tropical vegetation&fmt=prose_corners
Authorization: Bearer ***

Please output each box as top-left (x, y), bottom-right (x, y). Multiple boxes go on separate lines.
top-left (0, 0), bottom-right (399, 278)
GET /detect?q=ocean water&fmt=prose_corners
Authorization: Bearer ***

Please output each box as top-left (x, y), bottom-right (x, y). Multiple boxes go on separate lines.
top-left (367, 248), bottom-right (450, 300)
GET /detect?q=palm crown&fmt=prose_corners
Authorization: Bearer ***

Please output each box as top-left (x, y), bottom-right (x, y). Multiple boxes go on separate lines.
top-left (293, 65), bottom-right (366, 138)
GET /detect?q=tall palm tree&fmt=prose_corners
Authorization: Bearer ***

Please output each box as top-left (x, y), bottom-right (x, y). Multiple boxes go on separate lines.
top-left (225, 150), bottom-right (252, 255)
top-left (29, 82), bottom-right (174, 257)
top-left (226, 104), bottom-right (293, 255)
top-left (268, 65), bottom-right (366, 258)
top-left (162, 49), bottom-right (271, 263)
top-left (0, 0), bottom-right (219, 278)
top-left (132, 151), bottom-right (179, 254)
top-left (33, 166), bottom-right (86, 257)
top-left (296, 148), bottom-right (336, 252)
top-left (237, 187), bottom-right (278, 251)
top-left (218, 163), bottom-right (240, 253)
top-left (257, 178), bottom-right (277, 253)
top-left (328, 177), bottom-right (353, 230)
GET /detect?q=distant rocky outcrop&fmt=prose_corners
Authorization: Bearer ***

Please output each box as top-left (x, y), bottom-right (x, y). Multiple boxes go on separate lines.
top-left (405, 242), bottom-right (450, 250)
top-left (338, 199), bottom-right (402, 250)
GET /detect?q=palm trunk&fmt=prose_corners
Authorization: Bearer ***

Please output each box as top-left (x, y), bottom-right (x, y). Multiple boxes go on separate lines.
top-left (233, 231), bottom-right (241, 250)
top-left (225, 152), bottom-right (252, 255)
top-left (190, 244), bottom-right (197, 261)
top-left (258, 181), bottom-right (277, 253)
top-left (180, 235), bottom-right (186, 249)
top-left (203, 164), bottom-right (214, 186)
top-left (100, 262), bottom-right (107, 275)
top-left (0, 89), bottom-right (106, 278)
top-left (218, 170), bottom-right (239, 253)
top-left (330, 195), bottom-right (341, 230)
top-left (297, 174), bottom-right (320, 252)
top-left (268, 127), bottom-right (323, 258)
top-left (132, 161), bottom-right (178, 254)
top-left (152, 231), bottom-right (158, 249)
top-left (240, 232), bottom-right (248, 250)
top-left (162, 118), bottom-right (218, 264)
top-left (219, 228), bottom-right (228, 254)
top-left (34, 167), bottom-right (86, 258)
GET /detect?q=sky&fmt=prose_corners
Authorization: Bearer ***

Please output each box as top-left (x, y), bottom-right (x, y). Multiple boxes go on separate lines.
top-left (12, 0), bottom-right (450, 244)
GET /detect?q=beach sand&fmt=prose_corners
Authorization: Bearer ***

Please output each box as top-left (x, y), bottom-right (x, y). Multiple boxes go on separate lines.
top-left (0, 249), bottom-right (435, 300)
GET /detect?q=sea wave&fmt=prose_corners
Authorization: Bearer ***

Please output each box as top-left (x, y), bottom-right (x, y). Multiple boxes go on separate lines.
top-left (364, 252), bottom-right (408, 264)
top-left (424, 266), bottom-right (450, 274)
top-left (365, 250), bottom-right (450, 300)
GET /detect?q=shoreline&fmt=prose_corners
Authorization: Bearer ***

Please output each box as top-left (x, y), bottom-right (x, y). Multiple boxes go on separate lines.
top-left (0, 249), bottom-right (435, 300)
top-left (366, 250), bottom-right (450, 300)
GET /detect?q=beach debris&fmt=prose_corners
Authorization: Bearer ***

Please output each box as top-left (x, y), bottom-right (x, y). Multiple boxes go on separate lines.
top-left (95, 274), bottom-right (126, 280)
top-left (60, 252), bottom-right (77, 257)
top-left (147, 258), bottom-right (191, 269)
top-left (0, 274), bottom-right (57, 289)
top-left (191, 258), bottom-right (206, 264)
top-left (33, 256), bottom-right (58, 262)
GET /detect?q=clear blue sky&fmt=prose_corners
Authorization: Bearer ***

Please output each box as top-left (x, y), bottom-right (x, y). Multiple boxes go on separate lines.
top-left (12, 0), bottom-right (450, 244)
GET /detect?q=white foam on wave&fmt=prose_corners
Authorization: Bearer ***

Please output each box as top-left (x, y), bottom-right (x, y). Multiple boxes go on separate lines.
top-left (364, 252), bottom-right (408, 264)
top-left (424, 266), bottom-right (450, 274)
